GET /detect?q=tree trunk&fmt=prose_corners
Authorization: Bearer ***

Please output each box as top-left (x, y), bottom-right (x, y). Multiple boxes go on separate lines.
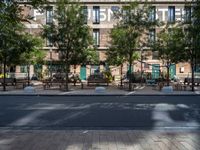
top-left (3, 58), bottom-right (6, 91)
top-left (140, 58), bottom-right (143, 86)
top-left (73, 64), bottom-right (76, 86)
top-left (191, 61), bottom-right (195, 92)
top-left (167, 65), bottom-right (170, 86)
top-left (27, 65), bottom-right (30, 86)
top-left (65, 62), bottom-right (69, 91)
top-left (120, 64), bottom-right (123, 87)
top-left (128, 59), bottom-right (132, 91)
top-left (73, 65), bottom-right (76, 74)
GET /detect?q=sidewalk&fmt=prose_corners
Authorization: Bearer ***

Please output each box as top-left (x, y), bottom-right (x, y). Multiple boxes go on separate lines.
top-left (0, 83), bottom-right (199, 96)
top-left (0, 130), bottom-right (200, 150)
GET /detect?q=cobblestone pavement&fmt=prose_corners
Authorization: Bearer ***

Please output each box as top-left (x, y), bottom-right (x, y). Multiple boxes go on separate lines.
top-left (0, 130), bottom-right (200, 150)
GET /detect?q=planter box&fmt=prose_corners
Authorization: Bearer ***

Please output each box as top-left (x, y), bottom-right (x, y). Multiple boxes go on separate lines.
top-left (161, 86), bottom-right (173, 93)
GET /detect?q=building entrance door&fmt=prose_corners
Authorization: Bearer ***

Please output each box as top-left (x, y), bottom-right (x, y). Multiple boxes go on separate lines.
top-left (170, 64), bottom-right (176, 79)
top-left (152, 64), bottom-right (160, 79)
top-left (80, 66), bottom-right (86, 80)
top-left (127, 64), bottom-right (134, 74)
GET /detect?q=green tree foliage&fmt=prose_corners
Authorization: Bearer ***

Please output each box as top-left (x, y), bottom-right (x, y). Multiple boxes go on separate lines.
top-left (0, 1), bottom-right (27, 91)
top-left (30, 0), bottom-right (49, 9)
top-left (19, 33), bottom-right (44, 65)
top-left (0, 1), bottom-right (44, 91)
top-left (107, 1), bottom-right (157, 91)
top-left (42, 0), bottom-right (95, 91)
top-left (183, 1), bottom-right (200, 91)
top-left (19, 34), bottom-right (45, 85)
top-left (153, 23), bottom-right (185, 86)
top-left (107, 28), bottom-right (127, 67)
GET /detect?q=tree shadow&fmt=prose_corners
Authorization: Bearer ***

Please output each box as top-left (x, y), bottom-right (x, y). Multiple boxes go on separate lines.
top-left (0, 95), bottom-right (200, 149)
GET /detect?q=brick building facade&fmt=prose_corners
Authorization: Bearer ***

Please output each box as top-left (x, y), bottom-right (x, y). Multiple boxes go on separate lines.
top-left (15, 0), bottom-right (196, 80)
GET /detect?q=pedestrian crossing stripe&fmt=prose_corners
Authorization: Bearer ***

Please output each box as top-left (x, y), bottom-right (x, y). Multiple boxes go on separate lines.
top-left (139, 86), bottom-right (145, 90)
top-left (195, 91), bottom-right (200, 95)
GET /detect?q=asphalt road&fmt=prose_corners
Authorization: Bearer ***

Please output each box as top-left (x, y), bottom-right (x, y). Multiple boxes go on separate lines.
top-left (0, 95), bottom-right (200, 130)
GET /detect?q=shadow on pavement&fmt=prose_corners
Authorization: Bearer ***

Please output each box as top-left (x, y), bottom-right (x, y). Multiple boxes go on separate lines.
top-left (0, 95), bottom-right (200, 149)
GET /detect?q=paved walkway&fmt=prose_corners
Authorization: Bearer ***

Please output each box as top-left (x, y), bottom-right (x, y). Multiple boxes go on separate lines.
top-left (0, 130), bottom-right (200, 150)
top-left (0, 83), bottom-right (199, 95)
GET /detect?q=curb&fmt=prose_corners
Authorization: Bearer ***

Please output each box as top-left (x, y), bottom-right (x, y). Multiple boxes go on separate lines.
top-left (0, 93), bottom-right (199, 96)
top-left (0, 126), bottom-right (200, 131)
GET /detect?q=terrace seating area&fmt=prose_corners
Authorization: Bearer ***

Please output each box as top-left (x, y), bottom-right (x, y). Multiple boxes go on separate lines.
top-left (87, 74), bottom-right (109, 86)
top-left (184, 77), bottom-right (200, 86)
top-left (42, 75), bottom-right (83, 90)
top-left (147, 78), bottom-right (198, 91)
top-left (1, 70), bottom-right (199, 94)
top-left (0, 78), bottom-right (29, 89)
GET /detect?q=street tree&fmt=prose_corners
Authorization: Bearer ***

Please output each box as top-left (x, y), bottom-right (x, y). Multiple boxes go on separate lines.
top-left (153, 23), bottom-right (185, 86)
top-left (106, 33), bottom-right (139, 87)
top-left (106, 46), bottom-right (126, 88)
top-left (70, 47), bottom-right (98, 86)
top-left (0, 1), bottom-right (45, 91)
top-left (0, 1), bottom-right (28, 91)
top-left (42, 0), bottom-right (94, 91)
top-left (107, 2), bottom-right (157, 91)
top-left (182, 1), bottom-right (200, 91)
top-left (18, 34), bottom-right (45, 85)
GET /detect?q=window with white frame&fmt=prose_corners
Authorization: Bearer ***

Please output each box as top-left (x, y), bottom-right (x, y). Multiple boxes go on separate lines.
top-left (81, 6), bottom-right (88, 24)
top-left (46, 34), bottom-right (53, 47)
top-left (93, 29), bottom-right (100, 47)
top-left (93, 6), bottom-right (100, 24)
top-left (149, 6), bottom-right (156, 22)
top-left (46, 6), bottom-right (53, 24)
top-left (149, 29), bottom-right (156, 43)
top-left (168, 6), bottom-right (175, 23)
top-left (184, 6), bottom-right (191, 23)
top-left (122, 6), bottom-right (130, 23)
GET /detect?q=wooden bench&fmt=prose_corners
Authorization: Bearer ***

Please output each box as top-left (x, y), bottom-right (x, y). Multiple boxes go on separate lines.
top-left (59, 81), bottom-right (84, 89)
top-left (15, 79), bottom-right (29, 89)
top-left (184, 78), bottom-right (200, 86)
top-left (43, 80), bottom-right (84, 90)
top-left (0, 78), bottom-right (16, 86)
top-left (42, 80), bottom-right (62, 90)
top-left (87, 79), bottom-right (109, 86)
top-left (70, 79), bottom-right (82, 86)
top-left (0, 78), bottom-right (31, 89)
top-left (119, 81), bottom-right (137, 90)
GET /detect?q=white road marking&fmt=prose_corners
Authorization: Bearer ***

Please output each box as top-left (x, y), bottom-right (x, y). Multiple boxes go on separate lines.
top-left (139, 86), bottom-right (145, 90)
top-left (126, 91), bottom-right (136, 95)
top-left (195, 91), bottom-right (200, 95)
top-left (10, 110), bottom-right (47, 126)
